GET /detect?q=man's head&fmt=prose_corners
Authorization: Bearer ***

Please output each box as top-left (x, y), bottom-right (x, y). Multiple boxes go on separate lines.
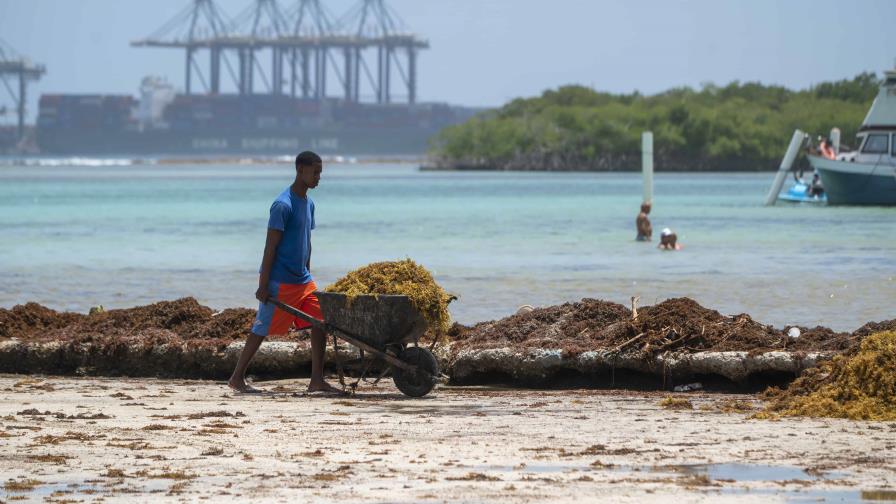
top-left (640, 202), bottom-right (651, 214)
top-left (295, 151), bottom-right (322, 189)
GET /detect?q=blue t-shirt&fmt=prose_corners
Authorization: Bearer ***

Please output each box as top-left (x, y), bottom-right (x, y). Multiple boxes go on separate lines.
top-left (264, 187), bottom-right (315, 284)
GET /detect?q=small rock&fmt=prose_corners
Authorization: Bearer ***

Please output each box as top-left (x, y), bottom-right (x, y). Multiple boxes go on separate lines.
top-left (673, 382), bottom-right (703, 392)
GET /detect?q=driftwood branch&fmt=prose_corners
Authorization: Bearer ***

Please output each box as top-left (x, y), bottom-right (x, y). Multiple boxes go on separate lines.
top-left (607, 332), bottom-right (646, 355)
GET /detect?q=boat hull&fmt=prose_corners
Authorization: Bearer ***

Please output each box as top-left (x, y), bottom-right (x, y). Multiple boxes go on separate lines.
top-left (808, 155), bottom-right (896, 205)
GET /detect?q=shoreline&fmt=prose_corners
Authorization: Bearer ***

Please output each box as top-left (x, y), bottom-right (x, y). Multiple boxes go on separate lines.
top-left (0, 154), bottom-right (792, 172)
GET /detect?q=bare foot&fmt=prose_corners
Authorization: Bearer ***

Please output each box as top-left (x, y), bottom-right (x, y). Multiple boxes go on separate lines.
top-left (307, 381), bottom-right (346, 395)
top-left (228, 378), bottom-right (263, 394)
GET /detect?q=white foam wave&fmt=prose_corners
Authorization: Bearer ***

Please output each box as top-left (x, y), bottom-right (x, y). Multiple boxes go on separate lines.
top-left (0, 156), bottom-right (152, 167)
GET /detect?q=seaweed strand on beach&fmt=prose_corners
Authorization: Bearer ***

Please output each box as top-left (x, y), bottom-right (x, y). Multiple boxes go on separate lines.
top-left (758, 330), bottom-right (896, 421)
top-left (0, 298), bottom-right (257, 347)
top-left (449, 297), bottom-right (858, 356)
top-left (0, 296), bottom-right (887, 358)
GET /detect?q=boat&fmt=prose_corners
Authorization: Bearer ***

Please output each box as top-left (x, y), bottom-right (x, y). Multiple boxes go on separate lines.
top-left (807, 66), bottom-right (896, 205)
top-left (778, 179), bottom-right (827, 204)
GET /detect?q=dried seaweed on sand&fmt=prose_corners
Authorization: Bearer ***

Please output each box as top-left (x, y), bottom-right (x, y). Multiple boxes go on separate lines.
top-left (450, 297), bottom-right (856, 356)
top-left (0, 298), bottom-right (256, 347)
top-left (759, 331), bottom-right (896, 421)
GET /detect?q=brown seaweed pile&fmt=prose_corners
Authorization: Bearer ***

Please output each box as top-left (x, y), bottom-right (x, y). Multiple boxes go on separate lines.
top-left (759, 331), bottom-right (896, 421)
top-left (630, 298), bottom-right (856, 353)
top-left (449, 298), bottom-right (630, 354)
top-left (0, 298), bottom-right (259, 348)
top-left (850, 319), bottom-right (896, 338)
top-left (450, 297), bottom-right (861, 355)
top-left (1, 296), bottom-right (888, 359)
top-left (0, 302), bottom-right (82, 339)
top-left (325, 258), bottom-right (454, 334)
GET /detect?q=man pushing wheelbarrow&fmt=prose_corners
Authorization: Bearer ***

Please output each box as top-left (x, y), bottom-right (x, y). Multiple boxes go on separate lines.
top-left (228, 151), bottom-right (343, 396)
top-left (228, 151), bottom-right (439, 397)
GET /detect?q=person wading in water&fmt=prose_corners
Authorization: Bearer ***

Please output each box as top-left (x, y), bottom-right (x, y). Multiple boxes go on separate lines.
top-left (636, 202), bottom-right (653, 241)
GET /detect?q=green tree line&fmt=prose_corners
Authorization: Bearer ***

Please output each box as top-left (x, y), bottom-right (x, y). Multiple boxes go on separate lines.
top-left (429, 73), bottom-right (879, 171)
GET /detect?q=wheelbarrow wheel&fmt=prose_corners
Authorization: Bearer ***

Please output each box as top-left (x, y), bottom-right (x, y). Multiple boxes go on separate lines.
top-left (392, 346), bottom-right (438, 398)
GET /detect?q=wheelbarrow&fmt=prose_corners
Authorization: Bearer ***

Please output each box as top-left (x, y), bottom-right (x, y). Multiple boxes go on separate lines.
top-left (270, 292), bottom-right (440, 397)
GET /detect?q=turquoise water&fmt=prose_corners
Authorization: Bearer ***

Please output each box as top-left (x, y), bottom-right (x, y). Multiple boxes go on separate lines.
top-left (1, 162), bottom-right (893, 331)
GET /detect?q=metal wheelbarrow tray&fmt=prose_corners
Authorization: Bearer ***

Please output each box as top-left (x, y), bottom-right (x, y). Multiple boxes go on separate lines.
top-left (271, 292), bottom-right (439, 397)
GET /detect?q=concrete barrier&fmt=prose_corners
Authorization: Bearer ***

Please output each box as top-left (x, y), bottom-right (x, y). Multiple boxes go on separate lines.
top-left (0, 339), bottom-right (831, 389)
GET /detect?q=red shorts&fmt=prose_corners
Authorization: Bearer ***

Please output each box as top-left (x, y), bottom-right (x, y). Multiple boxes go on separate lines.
top-left (251, 280), bottom-right (323, 337)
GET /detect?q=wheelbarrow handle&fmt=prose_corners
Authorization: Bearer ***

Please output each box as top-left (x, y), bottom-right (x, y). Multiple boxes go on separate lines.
top-left (269, 298), bottom-right (421, 375)
top-left (269, 299), bottom-right (327, 330)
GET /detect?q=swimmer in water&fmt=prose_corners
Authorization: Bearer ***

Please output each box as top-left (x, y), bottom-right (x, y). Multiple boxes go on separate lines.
top-left (657, 228), bottom-right (682, 251)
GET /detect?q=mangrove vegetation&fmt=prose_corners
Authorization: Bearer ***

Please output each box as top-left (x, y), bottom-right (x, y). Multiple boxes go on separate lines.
top-left (429, 72), bottom-right (880, 171)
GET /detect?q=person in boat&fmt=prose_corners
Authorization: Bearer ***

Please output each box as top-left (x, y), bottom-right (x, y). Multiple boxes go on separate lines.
top-left (658, 228), bottom-right (682, 251)
top-left (636, 202), bottom-right (652, 241)
top-left (819, 137), bottom-right (836, 160)
top-left (808, 172), bottom-right (825, 197)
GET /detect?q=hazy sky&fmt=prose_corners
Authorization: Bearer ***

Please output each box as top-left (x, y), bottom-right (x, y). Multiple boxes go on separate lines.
top-left (1, 0), bottom-right (895, 122)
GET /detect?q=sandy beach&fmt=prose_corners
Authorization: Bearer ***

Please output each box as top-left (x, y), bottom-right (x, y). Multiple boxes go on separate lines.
top-left (2, 374), bottom-right (895, 503)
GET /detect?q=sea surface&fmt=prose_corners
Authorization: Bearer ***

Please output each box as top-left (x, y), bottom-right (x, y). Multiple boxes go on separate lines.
top-left (1, 161), bottom-right (894, 331)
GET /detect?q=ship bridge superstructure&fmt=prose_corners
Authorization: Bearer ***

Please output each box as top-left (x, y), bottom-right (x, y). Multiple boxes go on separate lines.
top-left (131, 0), bottom-right (428, 104)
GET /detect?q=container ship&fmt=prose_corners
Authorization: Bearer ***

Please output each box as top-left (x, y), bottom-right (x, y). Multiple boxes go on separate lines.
top-left (36, 78), bottom-right (476, 156)
top-left (31, 0), bottom-right (480, 157)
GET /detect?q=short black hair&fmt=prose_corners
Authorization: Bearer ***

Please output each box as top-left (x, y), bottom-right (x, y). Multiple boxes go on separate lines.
top-left (295, 151), bottom-right (322, 170)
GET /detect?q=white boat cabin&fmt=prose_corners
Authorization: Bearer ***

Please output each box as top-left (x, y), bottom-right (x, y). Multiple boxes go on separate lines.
top-left (841, 69), bottom-right (896, 165)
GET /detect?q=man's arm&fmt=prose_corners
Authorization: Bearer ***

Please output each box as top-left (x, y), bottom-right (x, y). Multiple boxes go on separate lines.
top-left (307, 202), bottom-right (314, 272)
top-left (256, 228), bottom-right (283, 302)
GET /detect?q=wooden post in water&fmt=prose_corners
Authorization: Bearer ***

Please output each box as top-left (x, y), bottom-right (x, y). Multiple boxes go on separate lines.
top-left (642, 131), bottom-right (653, 204)
top-left (764, 129), bottom-right (806, 206)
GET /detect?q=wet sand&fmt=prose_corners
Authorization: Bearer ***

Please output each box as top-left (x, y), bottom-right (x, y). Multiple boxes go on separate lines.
top-left (2, 374), bottom-right (895, 503)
